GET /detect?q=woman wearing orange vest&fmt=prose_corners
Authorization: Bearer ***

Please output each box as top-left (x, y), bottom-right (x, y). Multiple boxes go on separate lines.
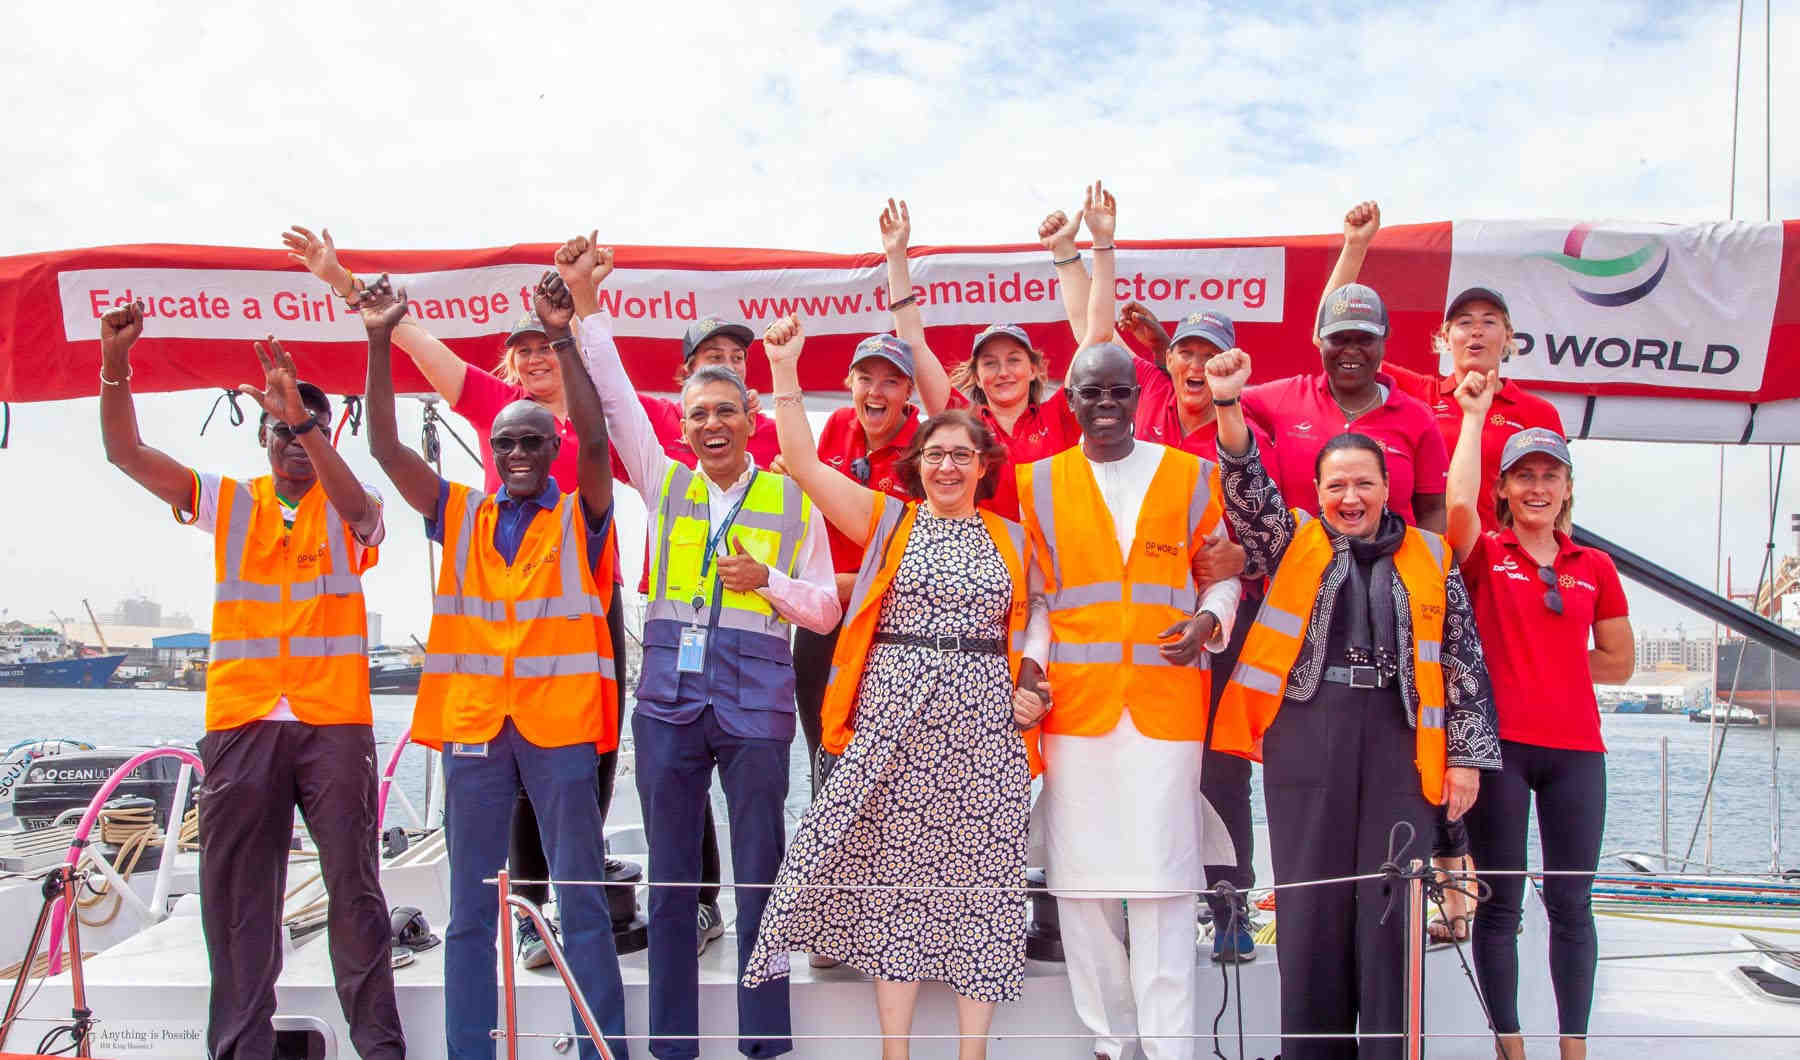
top-left (1205, 347), bottom-right (1501, 1060)
top-left (741, 314), bottom-right (1045, 1060)
top-left (361, 275), bottom-right (629, 1060)
top-left (98, 303), bottom-right (404, 1060)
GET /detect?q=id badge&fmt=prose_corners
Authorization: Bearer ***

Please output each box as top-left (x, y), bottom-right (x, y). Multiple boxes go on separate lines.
top-left (677, 625), bottom-right (708, 674)
top-left (451, 741), bottom-right (488, 758)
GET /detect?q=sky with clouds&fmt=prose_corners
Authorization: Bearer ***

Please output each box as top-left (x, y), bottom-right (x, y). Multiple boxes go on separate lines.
top-left (1, 0), bottom-right (1795, 647)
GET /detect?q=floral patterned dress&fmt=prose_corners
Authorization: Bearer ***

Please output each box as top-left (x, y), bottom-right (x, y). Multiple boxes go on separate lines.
top-left (742, 509), bottom-right (1031, 1001)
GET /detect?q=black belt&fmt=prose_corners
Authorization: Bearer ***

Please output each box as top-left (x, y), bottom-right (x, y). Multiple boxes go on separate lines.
top-left (1323, 664), bottom-right (1392, 689)
top-left (872, 632), bottom-right (1006, 655)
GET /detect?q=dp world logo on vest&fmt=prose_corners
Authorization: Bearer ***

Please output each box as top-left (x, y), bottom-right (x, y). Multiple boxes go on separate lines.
top-left (1446, 219), bottom-right (1783, 394)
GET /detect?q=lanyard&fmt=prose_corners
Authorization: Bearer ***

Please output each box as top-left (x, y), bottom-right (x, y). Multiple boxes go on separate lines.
top-left (697, 470), bottom-right (758, 587)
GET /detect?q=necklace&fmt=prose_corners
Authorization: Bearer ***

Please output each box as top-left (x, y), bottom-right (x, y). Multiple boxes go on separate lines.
top-left (1331, 386), bottom-right (1382, 421)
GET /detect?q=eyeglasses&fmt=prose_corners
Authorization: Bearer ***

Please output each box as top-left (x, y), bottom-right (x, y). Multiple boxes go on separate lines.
top-left (490, 434), bottom-right (552, 455)
top-left (850, 457), bottom-right (872, 484)
top-left (1071, 384), bottom-right (1140, 403)
top-left (1537, 565), bottom-right (1564, 615)
top-left (921, 447), bottom-right (978, 468)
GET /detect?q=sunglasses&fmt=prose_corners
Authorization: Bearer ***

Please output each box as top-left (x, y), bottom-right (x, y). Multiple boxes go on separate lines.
top-left (268, 418), bottom-right (324, 442)
top-left (1072, 384), bottom-right (1140, 403)
top-left (921, 447), bottom-right (979, 468)
top-left (850, 457), bottom-right (872, 485)
top-left (1537, 565), bottom-right (1564, 615)
top-left (490, 434), bottom-right (552, 455)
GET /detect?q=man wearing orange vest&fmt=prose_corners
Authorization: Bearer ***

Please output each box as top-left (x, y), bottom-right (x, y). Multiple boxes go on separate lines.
top-left (98, 301), bottom-right (404, 1060)
top-left (1018, 340), bottom-right (1242, 1060)
top-left (361, 275), bottom-right (628, 1060)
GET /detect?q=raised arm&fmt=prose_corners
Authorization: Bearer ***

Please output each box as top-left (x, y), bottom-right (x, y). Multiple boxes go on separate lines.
top-left (1445, 370), bottom-right (1498, 562)
top-left (1039, 207), bottom-right (1091, 346)
top-left (238, 336), bottom-right (372, 529)
top-left (880, 199), bottom-right (950, 413)
top-left (535, 270), bottom-right (613, 516)
top-left (1205, 348), bottom-right (1298, 572)
top-left (1313, 201), bottom-right (1380, 349)
top-left (1080, 181), bottom-right (1119, 349)
top-left (764, 313), bottom-right (880, 544)
top-left (98, 301), bottom-right (197, 509)
top-left (283, 224), bottom-right (468, 402)
top-left (358, 278), bottom-right (441, 517)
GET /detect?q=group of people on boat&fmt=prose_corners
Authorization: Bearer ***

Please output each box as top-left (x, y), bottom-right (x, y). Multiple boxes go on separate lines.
top-left (95, 188), bottom-right (1633, 1060)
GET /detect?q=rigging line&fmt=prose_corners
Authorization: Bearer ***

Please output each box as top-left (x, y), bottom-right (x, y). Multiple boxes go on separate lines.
top-left (1729, 0), bottom-right (1746, 217)
top-left (1685, 444), bottom-right (1785, 865)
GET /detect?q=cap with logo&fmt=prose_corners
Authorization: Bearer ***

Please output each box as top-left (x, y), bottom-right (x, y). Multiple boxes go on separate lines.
top-left (1169, 311), bottom-right (1236, 352)
top-left (1445, 286), bottom-right (1511, 322)
top-left (851, 333), bottom-right (915, 379)
top-left (1316, 283), bottom-right (1390, 339)
top-left (504, 313), bottom-right (548, 347)
top-left (970, 323), bottom-right (1031, 359)
top-left (1499, 427), bottom-right (1572, 471)
top-left (681, 317), bottom-right (757, 362)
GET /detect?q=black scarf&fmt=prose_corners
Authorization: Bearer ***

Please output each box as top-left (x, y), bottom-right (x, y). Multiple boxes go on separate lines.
top-left (1332, 509), bottom-right (1408, 675)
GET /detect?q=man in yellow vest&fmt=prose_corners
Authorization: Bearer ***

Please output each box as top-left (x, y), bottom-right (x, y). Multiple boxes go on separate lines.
top-left (362, 275), bottom-right (628, 1060)
top-left (1018, 341), bottom-right (1242, 1060)
top-left (97, 302), bottom-right (403, 1060)
top-left (558, 234), bottom-right (842, 1060)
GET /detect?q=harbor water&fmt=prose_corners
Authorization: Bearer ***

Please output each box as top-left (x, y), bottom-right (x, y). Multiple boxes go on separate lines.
top-left (3, 687), bottom-right (1795, 875)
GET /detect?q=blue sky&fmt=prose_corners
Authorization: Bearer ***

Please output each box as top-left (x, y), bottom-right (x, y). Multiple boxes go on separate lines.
top-left (0, 0), bottom-right (1794, 643)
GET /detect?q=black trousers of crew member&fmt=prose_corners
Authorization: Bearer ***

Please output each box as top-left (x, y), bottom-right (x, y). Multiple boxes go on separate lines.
top-left (196, 720), bottom-right (404, 1060)
top-left (1202, 592), bottom-right (1261, 924)
top-left (791, 622), bottom-right (842, 800)
top-left (509, 594), bottom-right (728, 910)
top-left (1263, 678), bottom-right (1438, 1060)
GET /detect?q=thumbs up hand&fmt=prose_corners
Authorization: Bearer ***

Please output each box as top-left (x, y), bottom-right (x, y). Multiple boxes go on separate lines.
top-left (715, 536), bottom-right (771, 592)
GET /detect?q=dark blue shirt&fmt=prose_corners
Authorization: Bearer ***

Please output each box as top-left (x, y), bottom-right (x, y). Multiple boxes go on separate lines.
top-left (426, 477), bottom-right (612, 574)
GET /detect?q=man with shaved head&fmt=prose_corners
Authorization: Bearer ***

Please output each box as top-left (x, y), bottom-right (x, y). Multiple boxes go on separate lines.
top-left (557, 232), bottom-right (840, 1060)
top-left (1016, 201), bottom-right (1244, 1060)
top-left (364, 272), bottom-right (629, 1059)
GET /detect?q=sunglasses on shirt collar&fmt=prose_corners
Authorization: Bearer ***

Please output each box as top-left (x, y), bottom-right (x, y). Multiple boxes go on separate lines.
top-left (490, 434), bottom-right (552, 455)
top-left (850, 457), bottom-right (872, 485)
top-left (1537, 565), bottom-right (1564, 615)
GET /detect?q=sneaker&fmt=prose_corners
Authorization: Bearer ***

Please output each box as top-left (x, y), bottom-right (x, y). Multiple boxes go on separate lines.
top-left (697, 902), bottom-right (725, 956)
top-left (517, 918), bottom-right (553, 970)
top-left (1211, 922), bottom-right (1256, 963)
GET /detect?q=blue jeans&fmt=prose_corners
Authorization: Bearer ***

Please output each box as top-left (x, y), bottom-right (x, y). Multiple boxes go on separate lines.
top-left (633, 708), bottom-right (791, 1059)
top-left (444, 718), bottom-right (628, 1060)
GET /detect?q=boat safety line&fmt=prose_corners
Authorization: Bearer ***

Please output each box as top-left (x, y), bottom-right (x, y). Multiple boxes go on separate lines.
top-left (1596, 907), bottom-right (1800, 934)
top-left (1595, 947), bottom-right (1789, 961)
top-left (498, 1030), bottom-right (1800, 1043)
top-left (484, 872), bottom-right (1388, 896)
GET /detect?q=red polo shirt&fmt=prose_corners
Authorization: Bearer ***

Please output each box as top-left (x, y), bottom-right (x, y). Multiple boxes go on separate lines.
top-left (1461, 529), bottom-right (1628, 752)
top-left (1388, 365), bottom-right (1566, 532)
top-left (1136, 364), bottom-right (1274, 461)
top-left (1240, 371), bottom-right (1449, 526)
top-left (947, 387), bottom-right (1082, 519)
top-left (815, 404), bottom-right (921, 572)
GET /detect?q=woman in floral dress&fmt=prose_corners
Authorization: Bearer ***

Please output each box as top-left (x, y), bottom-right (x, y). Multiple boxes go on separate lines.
top-left (743, 314), bottom-right (1046, 1060)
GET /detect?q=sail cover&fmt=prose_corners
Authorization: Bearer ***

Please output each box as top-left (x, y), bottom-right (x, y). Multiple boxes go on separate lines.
top-left (2, 219), bottom-right (1797, 442)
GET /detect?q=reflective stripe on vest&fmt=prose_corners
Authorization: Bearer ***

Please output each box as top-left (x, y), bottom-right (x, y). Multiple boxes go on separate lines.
top-left (647, 463), bottom-right (809, 639)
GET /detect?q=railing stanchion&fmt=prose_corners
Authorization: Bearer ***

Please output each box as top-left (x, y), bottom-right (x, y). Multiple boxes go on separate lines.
top-left (498, 869), bottom-right (519, 1060)
top-left (1661, 735), bottom-right (1672, 872)
top-left (1405, 857), bottom-right (1426, 1060)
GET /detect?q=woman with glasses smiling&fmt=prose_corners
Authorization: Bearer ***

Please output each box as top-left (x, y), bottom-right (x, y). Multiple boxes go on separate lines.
top-left (1447, 376), bottom-right (1633, 1060)
top-left (744, 313), bottom-right (1045, 1059)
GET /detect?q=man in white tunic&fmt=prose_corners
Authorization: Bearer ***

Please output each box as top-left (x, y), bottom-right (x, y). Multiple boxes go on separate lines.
top-left (1018, 340), bottom-right (1241, 1060)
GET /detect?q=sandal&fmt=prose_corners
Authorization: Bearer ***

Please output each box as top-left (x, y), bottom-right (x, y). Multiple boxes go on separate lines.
top-left (1427, 912), bottom-right (1472, 942)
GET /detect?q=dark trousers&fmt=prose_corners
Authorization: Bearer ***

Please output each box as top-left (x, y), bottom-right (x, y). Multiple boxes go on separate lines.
top-left (791, 622), bottom-right (841, 801)
top-left (1466, 740), bottom-right (1606, 1036)
top-left (1263, 681), bottom-right (1438, 1060)
top-left (196, 721), bottom-right (404, 1060)
top-left (633, 708), bottom-right (791, 1059)
top-left (1201, 593), bottom-right (1260, 924)
top-left (444, 718), bottom-right (626, 1060)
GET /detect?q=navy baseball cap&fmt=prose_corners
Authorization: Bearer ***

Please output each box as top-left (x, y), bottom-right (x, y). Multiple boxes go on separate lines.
top-left (1169, 311), bottom-right (1236, 352)
top-left (1445, 286), bottom-right (1511, 321)
top-left (971, 323), bottom-right (1031, 358)
top-left (682, 317), bottom-right (756, 361)
top-left (295, 381), bottom-right (331, 421)
top-left (1317, 283), bottom-right (1390, 338)
top-left (1500, 427), bottom-right (1572, 471)
top-left (504, 314), bottom-right (548, 347)
top-left (851, 333), bottom-right (915, 379)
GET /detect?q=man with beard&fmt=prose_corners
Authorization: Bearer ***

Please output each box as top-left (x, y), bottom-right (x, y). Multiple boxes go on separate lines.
top-left (1016, 202), bottom-right (1243, 1060)
top-left (98, 303), bottom-right (403, 1060)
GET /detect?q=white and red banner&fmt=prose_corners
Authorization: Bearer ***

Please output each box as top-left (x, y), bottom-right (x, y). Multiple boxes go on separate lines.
top-left (2, 222), bottom-right (1797, 423)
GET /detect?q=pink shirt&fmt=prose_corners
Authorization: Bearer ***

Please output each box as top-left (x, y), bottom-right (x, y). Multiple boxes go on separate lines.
top-left (1240, 371), bottom-right (1449, 526)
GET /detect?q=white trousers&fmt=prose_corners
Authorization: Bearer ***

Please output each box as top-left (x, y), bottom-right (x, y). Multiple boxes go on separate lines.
top-left (1057, 894), bottom-right (1198, 1060)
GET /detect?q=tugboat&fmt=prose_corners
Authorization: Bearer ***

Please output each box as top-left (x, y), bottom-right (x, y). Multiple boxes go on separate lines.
top-left (368, 645), bottom-right (423, 696)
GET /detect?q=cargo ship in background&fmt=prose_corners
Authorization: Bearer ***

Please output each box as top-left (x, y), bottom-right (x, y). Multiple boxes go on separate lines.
top-left (0, 624), bottom-right (125, 690)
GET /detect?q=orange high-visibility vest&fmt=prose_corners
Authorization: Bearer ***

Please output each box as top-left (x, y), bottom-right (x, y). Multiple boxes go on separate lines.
top-left (206, 476), bottom-right (376, 731)
top-left (413, 484), bottom-right (618, 752)
top-left (1214, 514), bottom-right (1451, 803)
top-left (819, 496), bottom-right (1043, 776)
top-left (1017, 445), bottom-right (1225, 741)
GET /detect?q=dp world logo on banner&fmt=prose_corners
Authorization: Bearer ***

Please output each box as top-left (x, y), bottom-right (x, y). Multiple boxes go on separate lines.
top-left (1447, 220), bottom-right (1782, 393)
